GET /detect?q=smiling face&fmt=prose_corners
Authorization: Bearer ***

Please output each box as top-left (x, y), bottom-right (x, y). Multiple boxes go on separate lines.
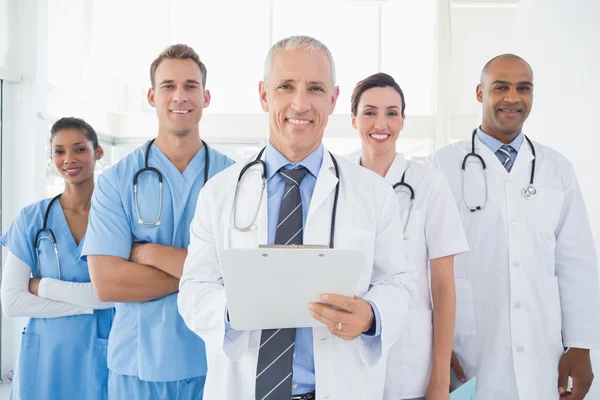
top-left (477, 56), bottom-right (534, 141)
top-left (259, 48), bottom-right (339, 162)
top-left (147, 58), bottom-right (211, 137)
top-left (352, 86), bottom-right (405, 156)
top-left (51, 128), bottom-right (103, 185)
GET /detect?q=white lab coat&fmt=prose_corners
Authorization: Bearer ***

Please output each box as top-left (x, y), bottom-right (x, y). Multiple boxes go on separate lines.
top-left (427, 136), bottom-right (600, 400)
top-left (363, 154), bottom-right (469, 399)
top-left (179, 149), bottom-right (417, 400)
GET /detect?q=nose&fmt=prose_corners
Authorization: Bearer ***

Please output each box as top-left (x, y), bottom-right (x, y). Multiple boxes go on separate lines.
top-left (172, 86), bottom-right (188, 103)
top-left (291, 90), bottom-right (311, 113)
top-left (504, 87), bottom-right (520, 103)
top-left (64, 151), bottom-right (76, 164)
top-left (374, 115), bottom-right (386, 130)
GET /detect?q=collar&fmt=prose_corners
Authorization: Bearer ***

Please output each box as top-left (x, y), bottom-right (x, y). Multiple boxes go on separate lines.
top-left (477, 126), bottom-right (524, 153)
top-left (265, 141), bottom-right (324, 182)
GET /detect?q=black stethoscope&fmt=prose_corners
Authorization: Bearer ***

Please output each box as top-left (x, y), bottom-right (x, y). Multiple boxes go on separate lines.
top-left (462, 129), bottom-right (537, 212)
top-left (392, 171), bottom-right (415, 238)
top-left (232, 147), bottom-right (341, 249)
top-left (133, 138), bottom-right (209, 227)
top-left (34, 194), bottom-right (63, 279)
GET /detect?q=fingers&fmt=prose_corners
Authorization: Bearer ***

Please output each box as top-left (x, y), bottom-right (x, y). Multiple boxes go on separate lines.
top-left (308, 306), bottom-right (357, 340)
top-left (320, 294), bottom-right (356, 312)
top-left (570, 373), bottom-right (593, 400)
top-left (309, 302), bottom-right (352, 325)
top-left (451, 352), bottom-right (466, 383)
top-left (558, 361), bottom-right (570, 396)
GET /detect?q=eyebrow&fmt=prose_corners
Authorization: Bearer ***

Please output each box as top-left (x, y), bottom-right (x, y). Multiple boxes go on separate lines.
top-left (53, 142), bottom-right (85, 148)
top-left (159, 79), bottom-right (202, 85)
top-left (491, 80), bottom-right (534, 86)
top-left (279, 79), bottom-right (328, 87)
top-left (363, 104), bottom-right (401, 109)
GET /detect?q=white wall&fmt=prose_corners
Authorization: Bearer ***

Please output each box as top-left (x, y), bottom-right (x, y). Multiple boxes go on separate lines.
top-left (513, 0), bottom-right (600, 397)
top-left (0, 0), bottom-right (8, 71)
top-left (1, 0), bottom-right (49, 377)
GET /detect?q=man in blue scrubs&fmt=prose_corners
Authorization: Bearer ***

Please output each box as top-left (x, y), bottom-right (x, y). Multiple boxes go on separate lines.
top-left (82, 44), bottom-right (234, 399)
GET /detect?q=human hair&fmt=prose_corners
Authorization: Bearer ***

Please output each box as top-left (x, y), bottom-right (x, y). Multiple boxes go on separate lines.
top-left (263, 35), bottom-right (336, 87)
top-left (350, 72), bottom-right (406, 117)
top-left (150, 44), bottom-right (207, 89)
top-left (50, 117), bottom-right (99, 150)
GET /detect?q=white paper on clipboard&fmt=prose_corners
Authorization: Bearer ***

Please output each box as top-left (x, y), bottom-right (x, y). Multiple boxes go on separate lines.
top-left (221, 247), bottom-right (366, 330)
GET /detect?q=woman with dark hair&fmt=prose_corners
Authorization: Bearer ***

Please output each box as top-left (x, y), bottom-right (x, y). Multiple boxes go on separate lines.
top-left (352, 74), bottom-right (469, 400)
top-left (0, 117), bottom-right (114, 400)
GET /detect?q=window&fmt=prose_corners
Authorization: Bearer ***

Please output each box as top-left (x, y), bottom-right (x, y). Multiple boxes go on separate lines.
top-left (272, 2), bottom-right (380, 115)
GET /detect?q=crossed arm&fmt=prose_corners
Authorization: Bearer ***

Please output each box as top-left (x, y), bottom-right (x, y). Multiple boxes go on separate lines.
top-left (88, 244), bottom-right (187, 303)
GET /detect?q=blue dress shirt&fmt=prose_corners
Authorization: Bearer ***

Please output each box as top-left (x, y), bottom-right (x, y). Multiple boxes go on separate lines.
top-left (264, 141), bottom-right (381, 395)
top-left (477, 127), bottom-right (524, 165)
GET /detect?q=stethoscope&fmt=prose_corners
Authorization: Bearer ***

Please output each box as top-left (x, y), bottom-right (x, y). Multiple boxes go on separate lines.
top-left (392, 171), bottom-right (415, 238)
top-left (133, 138), bottom-right (209, 227)
top-left (34, 194), bottom-right (63, 280)
top-left (462, 129), bottom-right (537, 212)
top-left (232, 147), bottom-right (341, 249)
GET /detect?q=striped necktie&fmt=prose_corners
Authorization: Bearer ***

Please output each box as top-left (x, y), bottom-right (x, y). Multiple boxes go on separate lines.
top-left (497, 144), bottom-right (516, 172)
top-left (255, 166), bottom-right (308, 399)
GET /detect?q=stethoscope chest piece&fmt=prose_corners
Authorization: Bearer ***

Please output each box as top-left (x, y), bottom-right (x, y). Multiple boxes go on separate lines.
top-left (521, 184), bottom-right (537, 200)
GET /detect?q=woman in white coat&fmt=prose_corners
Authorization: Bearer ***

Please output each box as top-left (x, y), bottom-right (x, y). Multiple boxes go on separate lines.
top-left (352, 73), bottom-right (469, 400)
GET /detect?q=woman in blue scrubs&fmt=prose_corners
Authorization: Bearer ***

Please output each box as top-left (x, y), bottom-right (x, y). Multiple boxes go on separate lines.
top-left (0, 117), bottom-right (115, 400)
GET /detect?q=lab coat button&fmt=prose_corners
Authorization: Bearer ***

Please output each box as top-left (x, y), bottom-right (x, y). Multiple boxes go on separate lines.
top-left (511, 219), bottom-right (518, 225)
top-left (514, 302), bottom-right (522, 309)
top-left (513, 261), bottom-right (520, 268)
top-left (517, 345), bottom-right (525, 353)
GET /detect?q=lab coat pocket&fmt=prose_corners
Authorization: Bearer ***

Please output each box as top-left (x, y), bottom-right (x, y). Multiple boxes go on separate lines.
top-left (93, 337), bottom-right (109, 400)
top-left (394, 309), bottom-right (433, 398)
top-left (454, 279), bottom-right (477, 336)
top-left (16, 333), bottom-right (40, 396)
top-left (546, 276), bottom-right (563, 346)
top-left (523, 188), bottom-right (565, 236)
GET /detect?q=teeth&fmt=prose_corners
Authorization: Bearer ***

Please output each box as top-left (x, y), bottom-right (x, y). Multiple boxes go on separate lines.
top-left (501, 109), bottom-right (519, 112)
top-left (171, 110), bottom-right (190, 114)
top-left (288, 118), bottom-right (311, 125)
top-left (370, 134), bottom-right (389, 140)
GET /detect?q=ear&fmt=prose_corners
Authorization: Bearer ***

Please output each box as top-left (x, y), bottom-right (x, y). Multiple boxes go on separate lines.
top-left (95, 145), bottom-right (104, 161)
top-left (259, 81), bottom-right (269, 112)
top-left (329, 86), bottom-right (340, 115)
top-left (147, 87), bottom-right (156, 108)
top-left (398, 114), bottom-right (406, 131)
top-left (351, 113), bottom-right (357, 129)
top-left (476, 84), bottom-right (484, 104)
top-left (202, 89), bottom-right (211, 108)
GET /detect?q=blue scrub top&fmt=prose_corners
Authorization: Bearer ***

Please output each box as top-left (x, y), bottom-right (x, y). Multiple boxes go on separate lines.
top-left (0, 198), bottom-right (115, 400)
top-left (81, 141), bottom-right (234, 382)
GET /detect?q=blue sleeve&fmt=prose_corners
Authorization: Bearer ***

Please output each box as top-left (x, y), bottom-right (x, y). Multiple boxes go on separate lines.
top-left (81, 171), bottom-right (132, 261)
top-left (363, 300), bottom-right (382, 337)
top-left (0, 207), bottom-right (36, 268)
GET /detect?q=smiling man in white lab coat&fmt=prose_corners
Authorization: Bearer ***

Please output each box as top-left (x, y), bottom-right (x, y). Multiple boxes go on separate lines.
top-left (178, 35), bottom-right (416, 400)
top-left (427, 54), bottom-right (600, 400)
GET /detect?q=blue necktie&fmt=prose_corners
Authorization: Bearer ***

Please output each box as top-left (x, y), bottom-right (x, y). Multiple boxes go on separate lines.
top-left (497, 144), bottom-right (516, 172)
top-left (255, 166), bottom-right (308, 399)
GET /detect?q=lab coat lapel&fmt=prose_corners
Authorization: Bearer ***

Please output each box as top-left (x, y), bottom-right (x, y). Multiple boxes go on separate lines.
top-left (509, 137), bottom-right (534, 176)
top-left (226, 153), bottom-right (268, 249)
top-left (384, 153), bottom-right (407, 187)
top-left (474, 135), bottom-right (508, 176)
top-left (305, 151), bottom-right (339, 243)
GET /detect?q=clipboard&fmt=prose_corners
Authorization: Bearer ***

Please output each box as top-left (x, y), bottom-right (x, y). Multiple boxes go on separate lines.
top-left (221, 247), bottom-right (366, 330)
top-left (450, 377), bottom-right (476, 400)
